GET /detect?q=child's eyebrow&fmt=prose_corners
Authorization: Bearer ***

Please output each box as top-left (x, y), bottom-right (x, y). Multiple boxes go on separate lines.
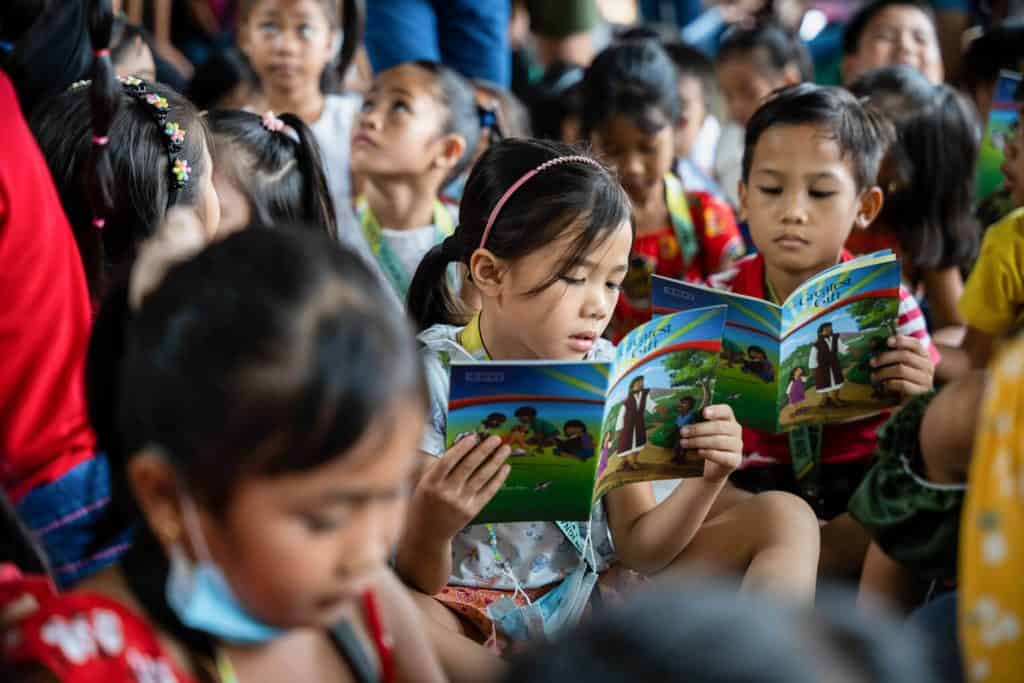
top-left (315, 487), bottom-right (405, 504)
top-left (385, 87), bottom-right (414, 99)
top-left (579, 258), bottom-right (628, 273)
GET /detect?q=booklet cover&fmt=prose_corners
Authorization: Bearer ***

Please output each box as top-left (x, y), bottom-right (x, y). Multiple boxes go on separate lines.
top-left (976, 70), bottom-right (1022, 202)
top-left (446, 306), bottom-right (727, 523)
top-left (652, 251), bottom-right (902, 433)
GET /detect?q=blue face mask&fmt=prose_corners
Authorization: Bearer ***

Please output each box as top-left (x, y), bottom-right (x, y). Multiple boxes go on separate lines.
top-left (165, 497), bottom-right (284, 644)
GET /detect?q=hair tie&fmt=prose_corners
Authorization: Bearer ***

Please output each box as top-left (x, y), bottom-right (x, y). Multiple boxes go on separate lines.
top-left (479, 155), bottom-right (602, 250)
top-left (262, 111), bottom-right (286, 133)
top-left (91, 135), bottom-right (109, 146)
top-left (94, 48), bottom-right (110, 58)
top-left (92, 217), bottom-right (106, 229)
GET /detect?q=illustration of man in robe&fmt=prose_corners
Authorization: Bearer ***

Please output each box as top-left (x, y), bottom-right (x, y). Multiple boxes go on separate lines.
top-left (809, 322), bottom-right (848, 407)
top-left (615, 375), bottom-right (653, 470)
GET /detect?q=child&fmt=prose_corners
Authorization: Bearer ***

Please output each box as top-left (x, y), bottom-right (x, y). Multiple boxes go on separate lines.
top-left (207, 109), bottom-right (336, 235)
top-left (712, 84), bottom-right (939, 576)
top-left (350, 61), bottom-right (481, 303)
top-left (556, 420), bottom-right (595, 460)
top-left (714, 23), bottom-right (811, 208)
top-left (110, 18), bottom-right (156, 81)
top-left (841, 0), bottom-right (944, 86)
top-left (401, 138), bottom-right (820, 677)
top-left (30, 68), bottom-right (219, 301)
top-left (583, 40), bottom-right (744, 340)
top-left (237, 0), bottom-right (364, 248)
top-left (960, 19), bottom-right (1024, 123)
top-left (2, 228), bottom-right (446, 682)
top-left (959, 102), bottom-right (1024, 369)
top-left (848, 65), bottom-right (978, 362)
top-left (662, 40), bottom-right (724, 200)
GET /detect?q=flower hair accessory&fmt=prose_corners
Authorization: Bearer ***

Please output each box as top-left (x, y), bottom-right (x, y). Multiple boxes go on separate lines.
top-left (261, 111), bottom-right (286, 133)
top-left (114, 76), bottom-right (191, 195)
top-left (479, 155), bottom-right (603, 249)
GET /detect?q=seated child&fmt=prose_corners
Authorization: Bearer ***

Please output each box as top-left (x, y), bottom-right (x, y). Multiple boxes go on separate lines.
top-left (714, 22), bottom-right (812, 208)
top-left (1, 228), bottom-right (445, 683)
top-left (960, 101), bottom-right (1024, 369)
top-left (207, 109), bottom-right (337, 235)
top-left (583, 39), bottom-right (744, 340)
top-left (709, 84), bottom-right (939, 576)
top-left (841, 0), bottom-right (944, 85)
top-left (399, 137), bottom-right (819, 680)
top-left (847, 65), bottom-right (979, 362)
top-left (555, 420), bottom-right (596, 460)
top-left (350, 61), bottom-right (481, 302)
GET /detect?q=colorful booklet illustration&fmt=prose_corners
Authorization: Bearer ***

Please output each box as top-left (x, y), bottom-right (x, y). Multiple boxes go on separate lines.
top-left (651, 250), bottom-right (903, 433)
top-left (446, 305), bottom-right (727, 523)
top-left (976, 70), bottom-right (1022, 202)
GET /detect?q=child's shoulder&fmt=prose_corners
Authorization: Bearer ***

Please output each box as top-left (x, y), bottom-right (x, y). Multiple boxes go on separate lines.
top-left (4, 587), bottom-right (193, 682)
top-left (984, 206), bottom-right (1024, 244)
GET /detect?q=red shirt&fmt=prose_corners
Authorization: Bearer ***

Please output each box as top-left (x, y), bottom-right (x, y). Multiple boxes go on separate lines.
top-left (612, 189), bottom-right (743, 341)
top-left (708, 251), bottom-right (941, 467)
top-left (0, 70), bottom-right (96, 501)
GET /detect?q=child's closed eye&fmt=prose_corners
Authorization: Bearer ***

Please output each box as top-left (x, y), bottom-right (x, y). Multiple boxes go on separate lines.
top-left (757, 186), bottom-right (783, 195)
top-left (808, 190), bottom-right (837, 199)
top-left (299, 512), bottom-right (349, 533)
top-left (560, 275), bottom-right (586, 286)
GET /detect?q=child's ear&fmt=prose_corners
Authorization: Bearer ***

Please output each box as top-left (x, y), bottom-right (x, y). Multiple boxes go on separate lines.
top-left (126, 447), bottom-right (185, 553)
top-left (854, 186), bottom-right (884, 230)
top-left (469, 248), bottom-right (508, 297)
top-left (434, 134), bottom-right (468, 176)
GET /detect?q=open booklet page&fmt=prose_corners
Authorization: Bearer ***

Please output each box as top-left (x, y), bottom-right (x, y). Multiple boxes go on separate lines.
top-left (446, 306), bottom-right (726, 523)
top-left (652, 251), bottom-right (902, 432)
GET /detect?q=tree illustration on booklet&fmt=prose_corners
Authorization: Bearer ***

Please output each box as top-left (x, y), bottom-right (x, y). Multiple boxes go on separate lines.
top-left (648, 349), bottom-right (716, 449)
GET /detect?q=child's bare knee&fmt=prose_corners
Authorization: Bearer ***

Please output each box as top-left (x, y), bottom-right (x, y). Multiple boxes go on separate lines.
top-left (753, 491), bottom-right (820, 541)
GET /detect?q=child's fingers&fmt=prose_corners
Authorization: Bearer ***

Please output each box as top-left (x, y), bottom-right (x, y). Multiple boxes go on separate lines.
top-left (432, 434), bottom-right (481, 480)
top-left (465, 446), bottom-right (511, 492)
top-left (474, 463), bottom-right (512, 506)
top-left (883, 378), bottom-right (931, 397)
top-left (872, 348), bottom-right (932, 371)
top-left (682, 419), bottom-right (740, 440)
top-left (700, 449), bottom-right (742, 470)
top-left (448, 435), bottom-right (505, 485)
top-left (680, 434), bottom-right (742, 453)
top-left (872, 361), bottom-right (933, 389)
top-left (701, 404), bottom-right (735, 421)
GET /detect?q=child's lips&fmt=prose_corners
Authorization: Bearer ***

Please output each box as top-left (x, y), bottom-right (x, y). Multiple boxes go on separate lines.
top-left (569, 332), bottom-right (596, 352)
top-left (774, 235), bottom-right (809, 249)
top-left (352, 133), bottom-right (377, 148)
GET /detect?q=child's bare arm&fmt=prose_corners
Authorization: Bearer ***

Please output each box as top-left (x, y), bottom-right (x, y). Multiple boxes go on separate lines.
top-left (963, 326), bottom-right (997, 370)
top-left (920, 369), bottom-right (988, 484)
top-left (373, 569), bottom-right (448, 683)
top-left (604, 406), bottom-right (742, 575)
top-left (394, 436), bottom-right (510, 595)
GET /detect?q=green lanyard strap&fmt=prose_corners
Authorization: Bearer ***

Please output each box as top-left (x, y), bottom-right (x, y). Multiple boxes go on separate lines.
top-left (357, 198), bottom-right (455, 298)
top-left (789, 424), bottom-right (824, 505)
top-left (664, 172), bottom-right (699, 270)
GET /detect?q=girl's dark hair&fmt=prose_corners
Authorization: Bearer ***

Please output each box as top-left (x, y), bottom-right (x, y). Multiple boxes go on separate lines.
top-left (472, 78), bottom-right (532, 140)
top-left (662, 41), bottom-right (716, 108)
top-left (717, 22), bottom-right (814, 83)
top-left (850, 65), bottom-right (979, 273)
top-left (504, 584), bottom-right (936, 683)
top-left (581, 39), bottom-right (680, 137)
top-left (409, 60), bottom-right (482, 184)
top-left (842, 0), bottom-right (936, 57)
top-left (186, 48), bottom-right (257, 111)
top-left (527, 60), bottom-right (584, 142)
top-left (91, 228), bottom-right (424, 517)
top-left (960, 19), bottom-right (1024, 98)
top-left (0, 0), bottom-right (92, 115)
top-left (743, 84), bottom-right (892, 191)
top-left (208, 109), bottom-right (337, 234)
top-left (30, 0), bottom-right (210, 300)
top-left (238, 0), bottom-right (362, 91)
top-left (407, 138), bottom-right (632, 331)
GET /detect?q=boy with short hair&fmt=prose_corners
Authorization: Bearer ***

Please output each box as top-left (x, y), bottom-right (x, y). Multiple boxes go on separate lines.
top-left (662, 41), bottom-right (723, 199)
top-left (841, 0), bottom-right (944, 85)
top-left (708, 84), bottom-right (939, 575)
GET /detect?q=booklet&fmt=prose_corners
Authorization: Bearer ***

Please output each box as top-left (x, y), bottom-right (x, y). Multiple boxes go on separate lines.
top-left (446, 305), bottom-right (727, 523)
top-left (651, 251), bottom-right (903, 433)
top-left (976, 70), bottom-right (1022, 202)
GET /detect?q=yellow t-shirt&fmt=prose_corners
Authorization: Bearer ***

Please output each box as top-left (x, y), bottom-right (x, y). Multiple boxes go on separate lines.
top-left (960, 207), bottom-right (1024, 336)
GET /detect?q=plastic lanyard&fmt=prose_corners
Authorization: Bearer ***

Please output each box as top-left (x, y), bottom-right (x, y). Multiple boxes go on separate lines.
top-left (357, 198), bottom-right (454, 298)
top-left (664, 172), bottom-right (698, 269)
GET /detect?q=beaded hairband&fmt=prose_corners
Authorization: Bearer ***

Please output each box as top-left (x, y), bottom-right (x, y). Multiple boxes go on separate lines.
top-left (70, 76), bottom-right (192, 210)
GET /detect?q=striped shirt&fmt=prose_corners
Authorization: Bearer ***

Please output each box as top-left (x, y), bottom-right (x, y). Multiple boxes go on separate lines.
top-left (708, 251), bottom-right (940, 467)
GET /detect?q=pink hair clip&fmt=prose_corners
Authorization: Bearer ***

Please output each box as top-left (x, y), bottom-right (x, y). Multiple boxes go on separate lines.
top-left (92, 217), bottom-right (106, 229)
top-left (91, 135), bottom-right (109, 146)
top-left (261, 111), bottom-right (286, 133)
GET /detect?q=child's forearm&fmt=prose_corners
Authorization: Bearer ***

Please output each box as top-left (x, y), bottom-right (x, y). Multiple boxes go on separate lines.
top-left (394, 518), bottom-right (454, 596)
top-left (374, 569), bottom-right (447, 683)
top-left (608, 478), bottom-right (726, 575)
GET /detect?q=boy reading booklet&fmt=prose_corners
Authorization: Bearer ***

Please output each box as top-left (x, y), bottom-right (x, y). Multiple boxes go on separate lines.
top-left (652, 250), bottom-right (903, 433)
top-left (446, 306), bottom-right (727, 523)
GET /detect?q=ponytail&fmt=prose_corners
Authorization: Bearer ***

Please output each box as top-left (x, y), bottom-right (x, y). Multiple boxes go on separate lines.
top-left (337, 0), bottom-right (362, 86)
top-left (278, 112), bottom-right (337, 235)
top-left (84, 0), bottom-right (120, 293)
top-left (407, 235), bottom-right (468, 331)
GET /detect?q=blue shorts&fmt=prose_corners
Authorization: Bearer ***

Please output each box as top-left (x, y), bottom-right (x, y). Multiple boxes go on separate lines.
top-left (15, 455), bottom-right (134, 588)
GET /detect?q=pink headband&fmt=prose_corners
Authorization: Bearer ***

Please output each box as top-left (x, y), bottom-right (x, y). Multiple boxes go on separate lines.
top-left (479, 155), bottom-right (602, 249)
